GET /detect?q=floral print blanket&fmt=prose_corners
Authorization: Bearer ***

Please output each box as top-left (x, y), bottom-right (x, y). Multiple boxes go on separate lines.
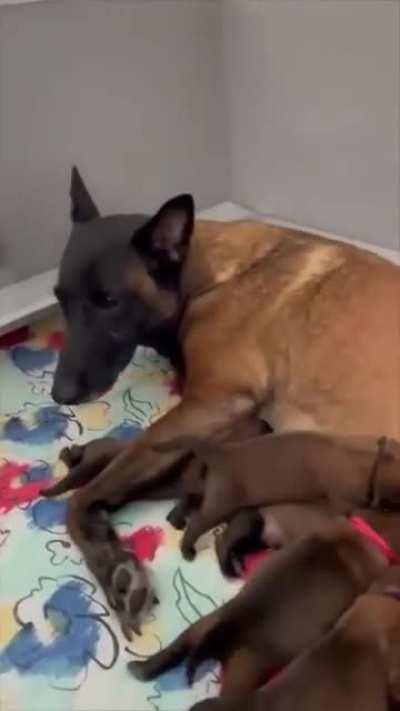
top-left (0, 315), bottom-right (241, 711)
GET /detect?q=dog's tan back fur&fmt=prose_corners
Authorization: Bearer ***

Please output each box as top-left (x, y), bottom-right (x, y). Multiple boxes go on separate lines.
top-left (182, 220), bottom-right (400, 438)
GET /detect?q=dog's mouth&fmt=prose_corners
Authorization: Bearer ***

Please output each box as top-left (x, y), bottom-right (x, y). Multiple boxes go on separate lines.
top-left (51, 383), bottom-right (111, 406)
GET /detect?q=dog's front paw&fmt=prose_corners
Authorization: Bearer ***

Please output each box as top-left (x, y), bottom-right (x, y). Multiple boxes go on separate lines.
top-left (105, 559), bottom-right (152, 641)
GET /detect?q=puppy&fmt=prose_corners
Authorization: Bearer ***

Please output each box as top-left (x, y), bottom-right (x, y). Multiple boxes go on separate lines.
top-left (165, 432), bottom-right (400, 559)
top-left (191, 570), bottom-right (400, 710)
top-left (216, 505), bottom-right (400, 577)
top-left (215, 503), bottom-right (345, 576)
top-left (129, 522), bottom-right (388, 695)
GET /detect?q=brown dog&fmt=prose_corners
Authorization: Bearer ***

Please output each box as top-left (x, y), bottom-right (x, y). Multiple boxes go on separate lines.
top-left (49, 197), bottom-right (400, 637)
top-left (162, 432), bottom-right (400, 559)
top-left (216, 505), bottom-right (400, 578)
top-left (190, 572), bottom-right (400, 711)
top-left (129, 522), bottom-right (388, 695)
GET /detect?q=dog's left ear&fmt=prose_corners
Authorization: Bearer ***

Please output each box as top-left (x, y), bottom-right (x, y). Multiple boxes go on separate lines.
top-left (135, 194), bottom-right (194, 267)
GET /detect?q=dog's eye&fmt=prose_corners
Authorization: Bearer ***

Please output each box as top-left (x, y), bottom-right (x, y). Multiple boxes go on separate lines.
top-left (92, 290), bottom-right (120, 309)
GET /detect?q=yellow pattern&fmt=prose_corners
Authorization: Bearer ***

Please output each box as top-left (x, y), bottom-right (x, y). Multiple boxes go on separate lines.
top-left (0, 604), bottom-right (19, 647)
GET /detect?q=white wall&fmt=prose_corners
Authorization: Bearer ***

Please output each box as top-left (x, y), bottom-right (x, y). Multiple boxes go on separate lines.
top-left (222, 0), bottom-right (399, 249)
top-left (0, 0), bottom-right (229, 286)
top-left (1, 0), bottom-right (399, 288)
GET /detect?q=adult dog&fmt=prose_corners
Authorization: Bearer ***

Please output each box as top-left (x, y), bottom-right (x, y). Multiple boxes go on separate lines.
top-left (48, 167), bottom-right (399, 636)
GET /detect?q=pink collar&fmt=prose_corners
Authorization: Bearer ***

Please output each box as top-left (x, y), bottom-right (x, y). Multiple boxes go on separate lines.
top-left (350, 515), bottom-right (399, 564)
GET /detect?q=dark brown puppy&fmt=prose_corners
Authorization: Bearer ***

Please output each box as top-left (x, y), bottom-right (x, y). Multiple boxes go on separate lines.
top-left (216, 505), bottom-right (400, 578)
top-left (129, 522), bottom-right (388, 696)
top-left (215, 503), bottom-right (345, 577)
top-left (163, 432), bottom-right (400, 559)
top-left (190, 571), bottom-right (400, 711)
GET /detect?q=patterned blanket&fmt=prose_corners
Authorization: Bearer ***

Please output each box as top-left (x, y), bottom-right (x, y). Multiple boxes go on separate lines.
top-left (0, 315), bottom-right (242, 711)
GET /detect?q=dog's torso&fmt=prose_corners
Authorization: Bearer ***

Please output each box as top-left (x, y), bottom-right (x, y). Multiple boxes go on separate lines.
top-left (182, 220), bottom-right (400, 438)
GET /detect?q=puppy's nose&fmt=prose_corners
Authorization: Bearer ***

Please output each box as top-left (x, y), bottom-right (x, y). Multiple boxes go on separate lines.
top-left (51, 379), bottom-right (82, 405)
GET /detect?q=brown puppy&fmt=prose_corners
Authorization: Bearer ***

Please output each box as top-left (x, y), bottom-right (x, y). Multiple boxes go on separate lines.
top-left (216, 505), bottom-right (400, 578)
top-left (165, 432), bottom-right (400, 559)
top-left (191, 572), bottom-right (400, 711)
top-left (129, 522), bottom-right (388, 695)
top-left (215, 503), bottom-right (345, 576)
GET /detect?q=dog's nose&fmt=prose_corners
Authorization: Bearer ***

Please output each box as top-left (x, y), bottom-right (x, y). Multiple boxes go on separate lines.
top-left (51, 380), bottom-right (82, 405)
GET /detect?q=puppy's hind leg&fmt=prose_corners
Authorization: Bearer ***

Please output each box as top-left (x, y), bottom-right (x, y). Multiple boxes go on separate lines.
top-left (216, 509), bottom-right (265, 577)
top-left (221, 648), bottom-right (267, 696)
top-left (180, 480), bottom-right (240, 561)
top-left (128, 612), bottom-right (219, 681)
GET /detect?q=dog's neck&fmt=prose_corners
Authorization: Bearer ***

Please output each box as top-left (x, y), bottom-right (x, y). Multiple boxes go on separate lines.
top-left (180, 219), bottom-right (289, 303)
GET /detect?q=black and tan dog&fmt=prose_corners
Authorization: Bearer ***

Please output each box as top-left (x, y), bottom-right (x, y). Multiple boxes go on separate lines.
top-left (46, 167), bottom-right (400, 637)
top-left (190, 571), bottom-right (400, 711)
top-left (129, 521), bottom-right (389, 694)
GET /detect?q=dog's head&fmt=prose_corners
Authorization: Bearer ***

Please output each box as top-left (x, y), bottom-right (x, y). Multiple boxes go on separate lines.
top-left (52, 167), bottom-right (194, 404)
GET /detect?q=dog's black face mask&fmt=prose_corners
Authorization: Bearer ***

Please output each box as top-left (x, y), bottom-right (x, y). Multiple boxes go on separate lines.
top-left (51, 167), bottom-right (194, 405)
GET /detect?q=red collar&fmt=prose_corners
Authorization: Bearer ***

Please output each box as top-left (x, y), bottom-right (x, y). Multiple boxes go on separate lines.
top-left (350, 516), bottom-right (399, 564)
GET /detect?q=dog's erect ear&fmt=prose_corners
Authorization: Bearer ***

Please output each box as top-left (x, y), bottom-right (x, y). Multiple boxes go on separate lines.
top-left (70, 166), bottom-right (100, 223)
top-left (135, 194), bottom-right (194, 267)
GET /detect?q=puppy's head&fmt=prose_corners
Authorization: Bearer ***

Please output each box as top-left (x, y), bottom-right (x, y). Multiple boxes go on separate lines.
top-left (52, 167), bottom-right (194, 404)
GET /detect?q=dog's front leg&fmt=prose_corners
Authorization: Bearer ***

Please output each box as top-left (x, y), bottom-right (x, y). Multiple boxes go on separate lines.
top-left (67, 393), bottom-right (255, 638)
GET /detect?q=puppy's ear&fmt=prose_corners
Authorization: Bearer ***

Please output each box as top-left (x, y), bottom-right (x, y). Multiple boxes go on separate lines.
top-left (134, 194), bottom-right (194, 269)
top-left (70, 166), bottom-right (100, 223)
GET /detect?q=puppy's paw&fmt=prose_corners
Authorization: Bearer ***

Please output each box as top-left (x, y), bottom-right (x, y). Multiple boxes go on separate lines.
top-left (40, 445), bottom-right (85, 498)
top-left (181, 543), bottom-right (196, 561)
top-left (127, 659), bottom-right (153, 681)
top-left (59, 444), bottom-right (84, 468)
top-left (167, 505), bottom-right (187, 530)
